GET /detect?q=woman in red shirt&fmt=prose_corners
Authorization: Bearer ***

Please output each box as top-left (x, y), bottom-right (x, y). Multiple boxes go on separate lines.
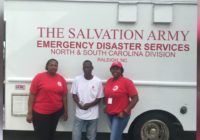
top-left (26, 58), bottom-right (68, 140)
top-left (104, 61), bottom-right (139, 140)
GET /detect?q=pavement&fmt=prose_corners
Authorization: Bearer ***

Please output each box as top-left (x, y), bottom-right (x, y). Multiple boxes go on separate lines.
top-left (3, 131), bottom-right (196, 140)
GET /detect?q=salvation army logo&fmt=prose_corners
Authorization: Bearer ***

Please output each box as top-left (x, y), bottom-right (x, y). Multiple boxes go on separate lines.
top-left (92, 85), bottom-right (95, 89)
top-left (112, 85), bottom-right (119, 91)
top-left (57, 81), bottom-right (62, 87)
top-left (92, 85), bottom-right (95, 91)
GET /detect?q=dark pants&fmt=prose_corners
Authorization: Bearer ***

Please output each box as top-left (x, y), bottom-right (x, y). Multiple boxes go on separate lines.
top-left (32, 109), bottom-right (63, 140)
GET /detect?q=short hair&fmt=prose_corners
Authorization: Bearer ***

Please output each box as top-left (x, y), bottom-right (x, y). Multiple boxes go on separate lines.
top-left (83, 60), bottom-right (93, 68)
top-left (45, 58), bottom-right (58, 70)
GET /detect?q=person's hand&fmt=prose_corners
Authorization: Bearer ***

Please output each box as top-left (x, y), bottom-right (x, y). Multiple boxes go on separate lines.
top-left (77, 103), bottom-right (84, 110)
top-left (103, 105), bottom-right (107, 113)
top-left (77, 102), bottom-right (90, 110)
top-left (26, 113), bottom-right (33, 123)
top-left (82, 103), bottom-right (90, 110)
top-left (117, 111), bottom-right (128, 118)
top-left (63, 112), bottom-right (68, 121)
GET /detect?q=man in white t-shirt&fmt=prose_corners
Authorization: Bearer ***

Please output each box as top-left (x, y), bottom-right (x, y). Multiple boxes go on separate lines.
top-left (71, 60), bottom-right (104, 140)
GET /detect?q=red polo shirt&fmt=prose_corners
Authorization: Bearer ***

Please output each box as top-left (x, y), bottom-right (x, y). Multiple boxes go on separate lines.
top-left (30, 72), bottom-right (67, 114)
top-left (104, 76), bottom-right (138, 115)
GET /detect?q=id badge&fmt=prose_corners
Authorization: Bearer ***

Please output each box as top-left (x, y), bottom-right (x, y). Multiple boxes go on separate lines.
top-left (108, 98), bottom-right (113, 104)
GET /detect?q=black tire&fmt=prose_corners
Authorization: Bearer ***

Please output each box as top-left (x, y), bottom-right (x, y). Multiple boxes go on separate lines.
top-left (128, 112), bottom-right (178, 140)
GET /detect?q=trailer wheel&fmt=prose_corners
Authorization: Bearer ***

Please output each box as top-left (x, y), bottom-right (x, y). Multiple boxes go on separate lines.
top-left (128, 113), bottom-right (177, 140)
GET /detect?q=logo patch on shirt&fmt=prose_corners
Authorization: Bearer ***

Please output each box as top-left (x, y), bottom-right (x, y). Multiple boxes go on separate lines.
top-left (112, 85), bottom-right (119, 91)
top-left (57, 81), bottom-right (62, 87)
top-left (92, 85), bottom-right (96, 91)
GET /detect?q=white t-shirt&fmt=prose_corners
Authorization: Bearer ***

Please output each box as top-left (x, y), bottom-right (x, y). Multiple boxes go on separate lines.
top-left (70, 75), bottom-right (104, 120)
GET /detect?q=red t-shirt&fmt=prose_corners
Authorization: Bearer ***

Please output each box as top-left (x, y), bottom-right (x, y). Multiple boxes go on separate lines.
top-left (30, 72), bottom-right (67, 114)
top-left (104, 76), bottom-right (138, 115)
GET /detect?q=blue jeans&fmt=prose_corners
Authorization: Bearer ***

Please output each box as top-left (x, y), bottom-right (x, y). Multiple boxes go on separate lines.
top-left (107, 115), bottom-right (130, 140)
top-left (72, 117), bottom-right (98, 140)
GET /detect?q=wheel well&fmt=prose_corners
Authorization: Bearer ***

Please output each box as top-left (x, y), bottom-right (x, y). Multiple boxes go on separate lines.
top-left (128, 110), bottom-right (183, 134)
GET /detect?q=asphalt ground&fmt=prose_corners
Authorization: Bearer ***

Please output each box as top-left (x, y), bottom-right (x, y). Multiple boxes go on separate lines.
top-left (3, 130), bottom-right (196, 140)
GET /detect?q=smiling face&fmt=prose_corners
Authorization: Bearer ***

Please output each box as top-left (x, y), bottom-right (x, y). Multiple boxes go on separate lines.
top-left (110, 66), bottom-right (122, 79)
top-left (46, 59), bottom-right (58, 75)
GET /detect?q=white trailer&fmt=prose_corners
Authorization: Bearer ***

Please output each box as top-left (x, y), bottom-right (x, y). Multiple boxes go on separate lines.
top-left (0, 0), bottom-right (4, 139)
top-left (4, 0), bottom-right (197, 139)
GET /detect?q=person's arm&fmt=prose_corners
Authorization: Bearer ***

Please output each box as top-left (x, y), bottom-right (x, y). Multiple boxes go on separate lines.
top-left (82, 98), bottom-right (102, 110)
top-left (26, 94), bottom-right (35, 123)
top-left (124, 95), bottom-right (139, 113)
top-left (118, 95), bottom-right (139, 118)
top-left (82, 80), bottom-right (104, 110)
top-left (72, 94), bottom-right (83, 109)
top-left (62, 94), bottom-right (68, 121)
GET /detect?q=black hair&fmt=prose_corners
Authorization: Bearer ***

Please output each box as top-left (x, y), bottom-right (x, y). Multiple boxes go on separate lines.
top-left (45, 58), bottom-right (58, 70)
top-left (83, 60), bottom-right (93, 68)
top-left (121, 67), bottom-right (124, 74)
